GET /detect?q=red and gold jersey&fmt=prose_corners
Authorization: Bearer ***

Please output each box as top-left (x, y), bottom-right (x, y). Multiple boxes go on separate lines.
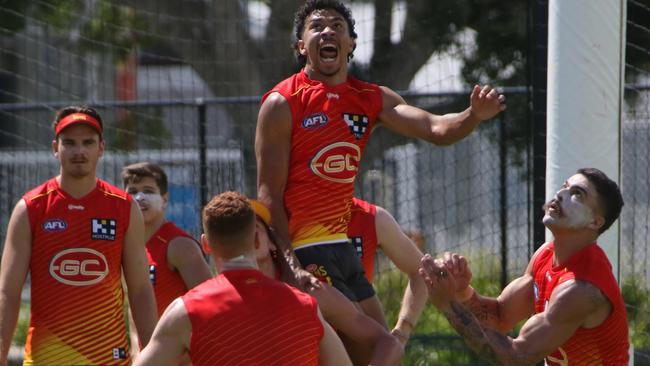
top-left (532, 242), bottom-right (629, 365)
top-left (263, 71), bottom-right (383, 248)
top-left (347, 198), bottom-right (378, 282)
top-left (146, 221), bottom-right (201, 316)
top-left (183, 269), bottom-right (323, 366)
top-left (23, 178), bottom-right (132, 365)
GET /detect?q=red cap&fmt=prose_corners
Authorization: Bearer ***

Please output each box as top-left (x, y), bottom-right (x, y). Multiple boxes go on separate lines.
top-left (55, 113), bottom-right (103, 136)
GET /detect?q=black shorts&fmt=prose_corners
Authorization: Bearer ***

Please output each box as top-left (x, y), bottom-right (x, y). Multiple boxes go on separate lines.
top-left (295, 241), bottom-right (375, 302)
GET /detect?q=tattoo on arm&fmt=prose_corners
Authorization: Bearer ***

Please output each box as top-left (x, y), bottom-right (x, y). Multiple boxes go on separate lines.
top-left (462, 292), bottom-right (500, 325)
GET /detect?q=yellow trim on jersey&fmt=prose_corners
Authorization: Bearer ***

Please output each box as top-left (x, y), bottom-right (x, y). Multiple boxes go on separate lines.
top-left (157, 235), bottom-right (168, 243)
top-left (345, 85), bottom-right (376, 93)
top-left (292, 233), bottom-right (349, 249)
top-left (29, 189), bottom-right (56, 201)
top-left (290, 84), bottom-right (312, 97)
top-left (98, 189), bottom-right (128, 201)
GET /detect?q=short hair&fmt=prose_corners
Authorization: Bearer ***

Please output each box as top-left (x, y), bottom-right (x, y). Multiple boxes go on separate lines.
top-left (52, 105), bottom-right (104, 140)
top-left (293, 0), bottom-right (358, 66)
top-left (202, 191), bottom-right (255, 254)
top-left (121, 162), bottom-right (168, 195)
top-left (577, 168), bottom-right (624, 234)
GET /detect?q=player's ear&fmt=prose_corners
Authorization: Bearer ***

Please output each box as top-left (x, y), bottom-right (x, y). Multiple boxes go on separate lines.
top-left (297, 39), bottom-right (307, 56)
top-left (588, 214), bottom-right (606, 233)
top-left (52, 139), bottom-right (59, 157)
top-left (161, 192), bottom-right (169, 209)
top-left (201, 234), bottom-right (212, 254)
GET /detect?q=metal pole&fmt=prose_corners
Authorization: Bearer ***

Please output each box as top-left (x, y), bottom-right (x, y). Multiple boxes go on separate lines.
top-left (197, 99), bottom-right (208, 212)
top-left (499, 114), bottom-right (508, 290)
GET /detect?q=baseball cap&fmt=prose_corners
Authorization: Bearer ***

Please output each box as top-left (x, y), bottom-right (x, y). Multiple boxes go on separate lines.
top-left (250, 199), bottom-right (271, 226)
top-left (55, 113), bottom-right (103, 136)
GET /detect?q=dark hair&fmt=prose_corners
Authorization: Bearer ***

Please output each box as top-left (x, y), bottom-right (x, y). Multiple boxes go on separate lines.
top-left (52, 105), bottom-right (104, 140)
top-left (202, 191), bottom-right (255, 248)
top-left (121, 162), bottom-right (168, 195)
top-left (293, 0), bottom-right (358, 66)
top-left (577, 168), bottom-right (624, 234)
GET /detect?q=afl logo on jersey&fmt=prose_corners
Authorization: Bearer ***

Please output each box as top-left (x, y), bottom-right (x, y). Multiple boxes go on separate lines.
top-left (42, 219), bottom-right (67, 233)
top-left (310, 142), bottom-right (361, 183)
top-left (302, 113), bottom-right (329, 130)
top-left (49, 248), bottom-right (109, 286)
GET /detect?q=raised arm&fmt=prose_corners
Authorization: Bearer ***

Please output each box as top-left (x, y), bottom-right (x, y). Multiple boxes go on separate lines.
top-left (167, 237), bottom-right (212, 289)
top-left (420, 253), bottom-right (601, 365)
top-left (122, 200), bottom-right (158, 347)
top-left (378, 85), bottom-right (505, 146)
top-left (373, 206), bottom-right (427, 344)
top-left (0, 200), bottom-right (31, 365)
top-left (133, 298), bottom-right (191, 366)
top-left (255, 92), bottom-right (292, 250)
top-left (315, 285), bottom-right (404, 366)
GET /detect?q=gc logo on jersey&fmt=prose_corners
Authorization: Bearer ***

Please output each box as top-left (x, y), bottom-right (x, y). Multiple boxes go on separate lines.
top-left (310, 142), bottom-right (361, 183)
top-left (91, 218), bottom-right (116, 241)
top-left (343, 113), bottom-right (369, 139)
top-left (42, 219), bottom-right (67, 233)
top-left (302, 113), bottom-right (329, 130)
top-left (49, 248), bottom-right (109, 286)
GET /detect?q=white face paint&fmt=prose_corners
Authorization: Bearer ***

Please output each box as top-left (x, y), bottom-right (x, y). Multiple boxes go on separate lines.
top-left (542, 174), bottom-right (597, 230)
top-left (133, 192), bottom-right (164, 212)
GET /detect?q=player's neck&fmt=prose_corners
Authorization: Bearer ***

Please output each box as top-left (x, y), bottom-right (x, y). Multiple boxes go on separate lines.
top-left (216, 253), bottom-right (258, 273)
top-left (56, 174), bottom-right (97, 199)
top-left (551, 230), bottom-right (597, 265)
top-left (145, 216), bottom-right (166, 241)
top-left (303, 65), bottom-right (348, 86)
top-left (257, 257), bottom-right (276, 279)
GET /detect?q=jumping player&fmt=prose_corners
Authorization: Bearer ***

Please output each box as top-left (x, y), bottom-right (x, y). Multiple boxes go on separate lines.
top-left (420, 168), bottom-right (629, 365)
top-left (134, 192), bottom-right (351, 366)
top-left (0, 106), bottom-right (157, 365)
top-left (347, 198), bottom-right (427, 346)
top-left (122, 162), bottom-right (211, 316)
top-left (255, 0), bottom-right (506, 308)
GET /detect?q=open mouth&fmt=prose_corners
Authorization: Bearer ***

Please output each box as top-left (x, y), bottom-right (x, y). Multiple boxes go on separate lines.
top-left (547, 201), bottom-right (562, 216)
top-left (319, 44), bottom-right (338, 62)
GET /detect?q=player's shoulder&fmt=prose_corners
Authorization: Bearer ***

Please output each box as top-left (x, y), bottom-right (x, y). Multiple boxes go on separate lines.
top-left (346, 76), bottom-right (381, 93)
top-left (23, 178), bottom-right (57, 202)
top-left (96, 179), bottom-right (130, 201)
top-left (351, 197), bottom-right (376, 215)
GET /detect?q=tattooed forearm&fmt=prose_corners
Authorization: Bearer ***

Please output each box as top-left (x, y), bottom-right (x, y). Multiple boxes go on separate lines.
top-left (443, 301), bottom-right (502, 365)
top-left (462, 291), bottom-right (500, 326)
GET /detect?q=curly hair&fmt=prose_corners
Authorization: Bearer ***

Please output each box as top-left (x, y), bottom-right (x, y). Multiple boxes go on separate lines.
top-left (202, 191), bottom-right (255, 248)
top-left (292, 0), bottom-right (358, 66)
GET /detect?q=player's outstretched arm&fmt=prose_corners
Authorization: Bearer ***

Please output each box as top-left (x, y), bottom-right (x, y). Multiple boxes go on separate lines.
top-left (315, 286), bottom-right (404, 366)
top-left (373, 206), bottom-right (427, 343)
top-left (378, 85), bottom-right (506, 146)
top-left (317, 308), bottom-right (353, 366)
top-left (0, 200), bottom-right (31, 365)
top-left (133, 298), bottom-right (191, 366)
top-left (168, 236), bottom-right (212, 289)
top-left (123, 200), bottom-right (158, 347)
top-left (255, 92), bottom-right (293, 252)
top-left (420, 255), bottom-right (602, 365)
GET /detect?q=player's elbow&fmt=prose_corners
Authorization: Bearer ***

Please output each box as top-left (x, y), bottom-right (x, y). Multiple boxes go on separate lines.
top-left (374, 333), bottom-right (404, 364)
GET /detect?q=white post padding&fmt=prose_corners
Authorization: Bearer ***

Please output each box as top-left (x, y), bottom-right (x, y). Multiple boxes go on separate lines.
top-left (546, 0), bottom-right (625, 279)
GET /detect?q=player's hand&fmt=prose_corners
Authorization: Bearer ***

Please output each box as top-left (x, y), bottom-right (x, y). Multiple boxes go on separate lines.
top-left (419, 254), bottom-right (457, 310)
top-left (294, 268), bottom-right (322, 292)
top-left (469, 84), bottom-right (506, 121)
top-left (441, 251), bottom-right (472, 299)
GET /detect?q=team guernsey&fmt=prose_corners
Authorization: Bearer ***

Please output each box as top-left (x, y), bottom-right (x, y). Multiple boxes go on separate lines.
top-left (146, 221), bottom-right (200, 316)
top-left (183, 269), bottom-right (323, 365)
top-left (347, 198), bottom-right (378, 282)
top-left (22, 178), bottom-right (132, 365)
top-left (532, 242), bottom-right (629, 365)
top-left (263, 70), bottom-right (383, 248)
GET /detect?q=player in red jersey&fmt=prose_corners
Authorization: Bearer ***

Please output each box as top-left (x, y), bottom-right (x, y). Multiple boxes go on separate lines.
top-left (250, 199), bottom-right (403, 365)
top-left (255, 0), bottom-right (506, 311)
top-left (122, 162), bottom-right (211, 316)
top-left (420, 168), bottom-right (629, 365)
top-left (134, 192), bottom-right (352, 366)
top-left (0, 106), bottom-right (157, 366)
top-left (347, 198), bottom-right (427, 347)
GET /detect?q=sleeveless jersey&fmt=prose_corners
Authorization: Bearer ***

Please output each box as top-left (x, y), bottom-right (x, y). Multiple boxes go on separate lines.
top-left (263, 71), bottom-right (383, 248)
top-left (347, 198), bottom-right (378, 282)
top-left (183, 269), bottom-right (323, 366)
top-left (146, 221), bottom-right (201, 316)
top-left (532, 242), bottom-right (629, 365)
top-left (23, 178), bottom-right (132, 365)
